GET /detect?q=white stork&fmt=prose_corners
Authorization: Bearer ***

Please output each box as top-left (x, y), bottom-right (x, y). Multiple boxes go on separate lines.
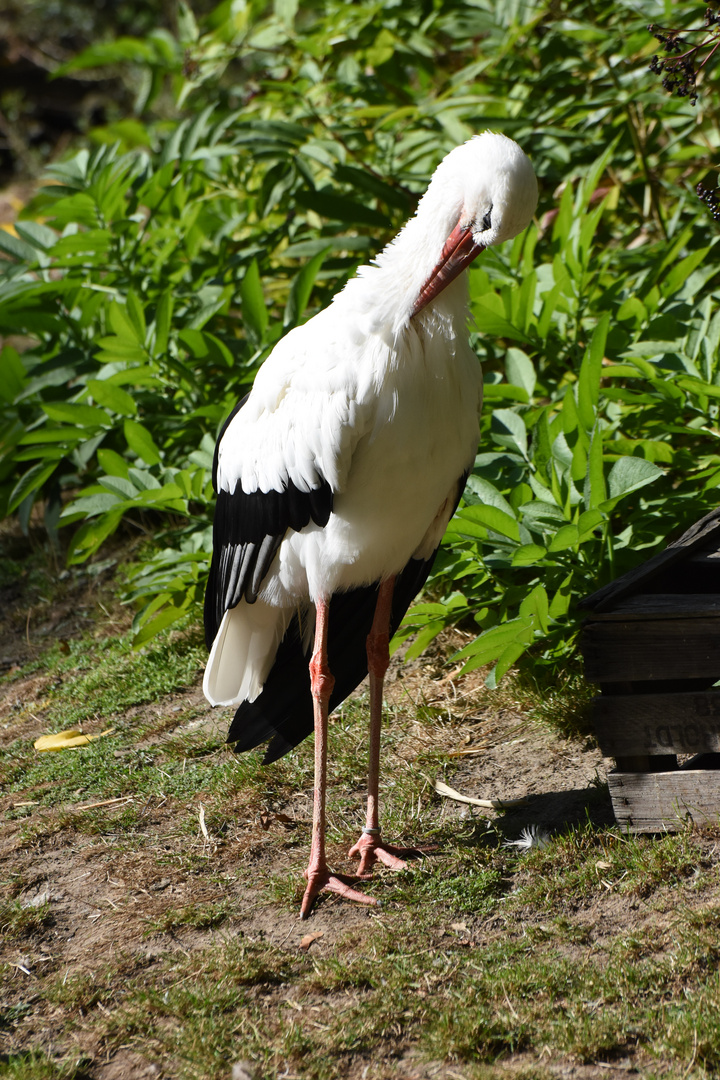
top-left (203, 132), bottom-right (538, 918)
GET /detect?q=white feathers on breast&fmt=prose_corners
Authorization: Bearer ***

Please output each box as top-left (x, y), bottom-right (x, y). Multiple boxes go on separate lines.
top-left (249, 290), bottom-right (483, 608)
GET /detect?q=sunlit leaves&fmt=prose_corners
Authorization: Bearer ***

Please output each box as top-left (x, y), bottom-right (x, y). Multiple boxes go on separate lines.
top-left (3, 0), bottom-right (720, 671)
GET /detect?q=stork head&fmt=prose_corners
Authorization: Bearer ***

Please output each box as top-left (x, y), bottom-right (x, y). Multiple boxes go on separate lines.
top-left (411, 132), bottom-right (538, 316)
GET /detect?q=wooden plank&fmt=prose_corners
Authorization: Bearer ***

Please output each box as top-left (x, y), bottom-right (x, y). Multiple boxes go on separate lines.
top-left (590, 594), bottom-right (720, 620)
top-left (582, 618), bottom-right (720, 682)
top-left (592, 691), bottom-right (720, 756)
top-left (579, 507), bottom-right (720, 613)
top-left (608, 769), bottom-right (720, 832)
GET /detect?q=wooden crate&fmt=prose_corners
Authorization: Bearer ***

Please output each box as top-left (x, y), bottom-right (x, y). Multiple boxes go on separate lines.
top-left (579, 509), bottom-right (720, 833)
top-left (608, 763), bottom-right (720, 832)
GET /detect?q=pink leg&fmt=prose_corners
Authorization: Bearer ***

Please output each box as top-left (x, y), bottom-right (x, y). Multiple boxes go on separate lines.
top-left (300, 596), bottom-right (378, 919)
top-left (349, 577), bottom-right (417, 875)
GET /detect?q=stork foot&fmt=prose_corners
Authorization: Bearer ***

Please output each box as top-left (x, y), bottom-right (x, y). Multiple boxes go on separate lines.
top-left (300, 865), bottom-right (378, 919)
top-left (348, 830), bottom-right (421, 876)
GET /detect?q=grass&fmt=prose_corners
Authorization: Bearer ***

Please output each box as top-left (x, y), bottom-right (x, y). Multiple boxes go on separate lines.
top-left (143, 899), bottom-right (234, 935)
top-left (507, 826), bottom-right (718, 909)
top-left (2, 556), bottom-right (720, 1079)
top-left (44, 908), bottom-right (719, 1078)
top-left (0, 1053), bottom-right (92, 1080)
top-left (0, 898), bottom-right (52, 940)
top-left (5, 627), bottom-right (206, 733)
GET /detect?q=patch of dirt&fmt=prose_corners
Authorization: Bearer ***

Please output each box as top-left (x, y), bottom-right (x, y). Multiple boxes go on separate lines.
top-left (0, 521), bottom-right (127, 683)
top-left (95, 1051), bottom-right (163, 1080)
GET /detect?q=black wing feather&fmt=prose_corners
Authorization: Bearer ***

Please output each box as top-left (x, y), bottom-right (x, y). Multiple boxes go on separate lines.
top-left (227, 553), bottom-right (438, 763)
top-left (204, 395), bottom-right (334, 649)
top-left (227, 469), bottom-right (471, 762)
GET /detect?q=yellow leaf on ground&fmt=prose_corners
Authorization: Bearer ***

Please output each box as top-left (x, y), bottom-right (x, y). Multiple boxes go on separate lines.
top-left (34, 728), bottom-right (115, 752)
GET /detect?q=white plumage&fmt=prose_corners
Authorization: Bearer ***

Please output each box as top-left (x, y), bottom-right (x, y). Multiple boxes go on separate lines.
top-left (203, 131), bottom-right (538, 916)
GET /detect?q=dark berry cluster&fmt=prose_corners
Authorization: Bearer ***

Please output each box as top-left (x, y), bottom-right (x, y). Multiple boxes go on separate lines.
top-left (648, 6), bottom-right (720, 106)
top-left (697, 182), bottom-right (720, 221)
top-left (648, 48), bottom-right (698, 104)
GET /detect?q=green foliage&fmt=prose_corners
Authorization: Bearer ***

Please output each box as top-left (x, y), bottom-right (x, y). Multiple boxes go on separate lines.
top-left (2, 0), bottom-right (720, 682)
top-left (399, 166), bottom-right (720, 680)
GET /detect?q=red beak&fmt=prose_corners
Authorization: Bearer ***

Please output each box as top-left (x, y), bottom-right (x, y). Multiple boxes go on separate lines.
top-left (411, 221), bottom-right (485, 317)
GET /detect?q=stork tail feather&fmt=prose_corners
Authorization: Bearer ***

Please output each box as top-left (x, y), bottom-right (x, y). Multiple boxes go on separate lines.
top-left (226, 556), bottom-right (436, 763)
top-left (203, 601), bottom-right (292, 708)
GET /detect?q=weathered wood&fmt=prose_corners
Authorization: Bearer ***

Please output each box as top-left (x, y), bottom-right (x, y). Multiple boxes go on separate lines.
top-left (608, 768), bottom-right (720, 832)
top-left (579, 506), bottom-right (720, 613)
top-left (590, 594), bottom-right (720, 620)
top-left (579, 511), bottom-right (720, 833)
top-left (582, 618), bottom-right (720, 682)
top-left (592, 691), bottom-right (720, 756)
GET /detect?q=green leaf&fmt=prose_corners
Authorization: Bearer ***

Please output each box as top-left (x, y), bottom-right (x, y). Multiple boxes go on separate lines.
top-left (153, 292), bottom-right (173, 357)
top-left (87, 379), bottom-right (137, 416)
top-left (240, 260), bottom-right (268, 341)
top-left (547, 524), bottom-right (579, 552)
top-left (124, 420), bottom-right (162, 466)
top-left (127, 467), bottom-right (161, 491)
top-left (66, 511), bottom-right (123, 565)
top-left (504, 349), bottom-right (536, 398)
top-left (577, 508), bottom-right (605, 540)
top-left (481, 383), bottom-right (529, 404)
top-left (8, 461), bottom-right (57, 513)
top-left (54, 37), bottom-right (159, 77)
top-left (42, 402), bottom-right (109, 428)
top-left (274, 0), bottom-right (299, 27)
top-left (178, 329), bottom-right (234, 367)
top-left (97, 449), bottom-right (130, 478)
top-left (52, 230), bottom-right (112, 259)
top-left (661, 247), bottom-right (712, 299)
top-left (132, 601), bottom-right (190, 647)
top-left (178, 0), bottom-right (199, 42)
top-left (519, 583), bottom-right (549, 633)
top-left (577, 313), bottom-right (609, 431)
top-left (472, 298), bottom-right (530, 343)
top-left (333, 165), bottom-right (410, 212)
top-left (454, 616), bottom-right (534, 674)
top-left (109, 300), bottom-right (143, 344)
top-left (511, 543), bottom-right (547, 566)
top-left (99, 475), bottom-right (139, 499)
top-left (583, 425), bottom-right (606, 511)
top-left (126, 291), bottom-right (147, 342)
top-left (491, 409), bottom-right (527, 458)
top-left (0, 346), bottom-right (26, 402)
top-left (494, 638), bottom-right (531, 683)
top-left (549, 572), bottom-right (574, 619)
top-left (453, 503), bottom-right (520, 542)
top-left (17, 427), bottom-right (84, 445)
top-left (603, 457), bottom-right (663, 504)
top-left (463, 477), bottom-right (515, 516)
top-left (62, 492), bottom-right (122, 519)
top-left (0, 229), bottom-right (37, 262)
top-left (13, 221), bottom-right (57, 251)
top-left (284, 248), bottom-right (329, 329)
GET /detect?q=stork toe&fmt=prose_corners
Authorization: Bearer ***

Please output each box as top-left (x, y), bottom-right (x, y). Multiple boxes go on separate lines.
top-left (348, 832), bottom-right (417, 875)
top-left (300, 865), bottom-right (378, 919)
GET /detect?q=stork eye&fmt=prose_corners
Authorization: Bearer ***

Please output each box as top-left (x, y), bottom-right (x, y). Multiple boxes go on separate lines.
top-left (481, 206), bottom-right (493, 231)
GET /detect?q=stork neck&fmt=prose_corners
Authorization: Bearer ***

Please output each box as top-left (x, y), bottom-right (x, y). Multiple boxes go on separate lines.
top-left (343, 209), bottom-right (471, 338)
